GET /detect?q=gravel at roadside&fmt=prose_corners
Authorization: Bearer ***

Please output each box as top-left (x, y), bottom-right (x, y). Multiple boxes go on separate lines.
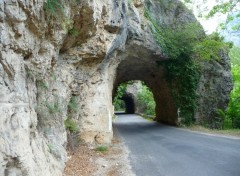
top-left (64, 130), bottom-right (135, 176)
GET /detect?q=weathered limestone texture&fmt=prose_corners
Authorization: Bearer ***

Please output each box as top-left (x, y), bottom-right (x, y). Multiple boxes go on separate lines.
top-left (0, 0), bottom-right (232, 175)
top-left (196, 49), bottom-right (233, 128)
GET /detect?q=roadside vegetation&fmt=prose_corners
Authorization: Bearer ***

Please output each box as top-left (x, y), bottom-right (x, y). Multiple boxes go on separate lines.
top-left (201, 0), bottom-right (240, 130)
top-left (113, 81), bottom-right (156, 117)
top-left (145, 7), bottom-right (231, 126)
top-left (217, 46), bottom-right (240, 130)
top-left (95, 146), bottom-right (109, 153)
top-left (113, 83), bottom-right (128, 112)
top-left (114, 1), bottom-right (240, 132)
top-left (185, 125), bottom-right (240, 137)
top-left (137, 83), bottom-right (156, 116)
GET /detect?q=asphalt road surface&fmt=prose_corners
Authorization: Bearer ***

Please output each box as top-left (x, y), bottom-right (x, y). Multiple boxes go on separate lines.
top-left (114, 114), bottom-right (240, 176)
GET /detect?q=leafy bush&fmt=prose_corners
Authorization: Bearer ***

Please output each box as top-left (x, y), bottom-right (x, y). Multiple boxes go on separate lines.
top-left (218, 46), bottom-right (240, 129)
top-left (193, 32), bottom-right (232, 61)
top-left (226, 47), bottom-right (240, 128)
top-left (46, 100), bottom-right (61, 114)
top-left (44, 0), bottom-right (64, 18)
top-left (113, 82), bottom-right (128, 111)
top-left (137, 84), bottom-right (156, 116)
top-left (227, 69), bottom-right (240, 128)
top-left (47, 143), bottom-right (55, 153)
top-left (64, 118), bottom-right (79, 133)
top-left (114, 99), bottom-right (126, 111)
top-left (229, 46), bottom-right (240, 65)
top-left (95, 146), bottom-right (108, 152)
top-left (206, 0), bottom-right (240, 32)
top-left (68, 28), bottom-right (79, 37)
top-left (68, 96), bottom-right (78, 113)
top-left (145, 6), bottom-right (233, 126)
top-left (65, 96), bottom-right (79, 132)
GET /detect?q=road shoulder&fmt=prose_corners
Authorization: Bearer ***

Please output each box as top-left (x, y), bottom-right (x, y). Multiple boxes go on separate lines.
top-left (64, 128), bottom-right (135, 176)
top-left (178, 125), bottom-right (240, 140)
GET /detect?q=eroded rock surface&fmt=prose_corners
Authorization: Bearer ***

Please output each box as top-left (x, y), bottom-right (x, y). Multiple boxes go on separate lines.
top-left (0, 0), bottom-right (232, 175)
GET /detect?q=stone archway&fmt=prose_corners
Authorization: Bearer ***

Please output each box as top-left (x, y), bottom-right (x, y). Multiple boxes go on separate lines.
top-left (113, 44), bottom-right (178, 125)
top-left (0, 0), bottom-right (232, 174)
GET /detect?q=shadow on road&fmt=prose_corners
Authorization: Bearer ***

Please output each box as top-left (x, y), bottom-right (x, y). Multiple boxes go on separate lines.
top-left (113, 114), bottom-right (175, 135)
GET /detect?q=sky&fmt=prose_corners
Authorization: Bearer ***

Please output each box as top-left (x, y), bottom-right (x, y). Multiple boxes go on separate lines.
top-left (182, 0), bottom-right (240, 46)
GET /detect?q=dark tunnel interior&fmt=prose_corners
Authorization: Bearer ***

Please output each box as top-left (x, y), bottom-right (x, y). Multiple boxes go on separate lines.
top-left (121, 93), bottom-right (135, 114)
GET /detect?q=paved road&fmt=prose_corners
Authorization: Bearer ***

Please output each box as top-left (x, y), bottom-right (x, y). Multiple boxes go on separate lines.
top-left (114, 114), bottom-right (240, 176)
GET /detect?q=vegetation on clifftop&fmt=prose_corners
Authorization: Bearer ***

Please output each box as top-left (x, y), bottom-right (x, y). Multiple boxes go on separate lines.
top-left (144, 4), bottom-right (232, 126)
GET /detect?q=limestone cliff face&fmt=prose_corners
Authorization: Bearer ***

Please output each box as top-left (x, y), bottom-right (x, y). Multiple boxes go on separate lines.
top-left (0, 0), bottom-right (232, 175)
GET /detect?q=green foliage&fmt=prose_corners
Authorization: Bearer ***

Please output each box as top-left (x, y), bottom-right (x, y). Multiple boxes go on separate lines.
top-left (95, 146), bottom-right (108, 152)
top-left (65, 96), bottom-right (79, 132)
top-left (206, 0), bottom-right (240, 32)
top-left (144, 8), bottom-right (203, 59)
top-left (46, 100), bottom-right (61, 114)
top-left (25, 68), bottom-right (35, 80)
top-left (227, 46), bottom-right (240, 128)
top-left (145, 8), bottom-right (203, 125)
top-left (68, 96), bottom-right (78, 113)
top-left (193, 32), bottom-right (231, 61)
top-left (44, 0), bottom-right (64, 18)
top-left (162, 58), bottom-right (201, 125)
top-left (216, 109), bottom-right (226, 129)
top-left (114, 99), bottom-right (126, 111)
top-left (163, 23), bottom-right (204, 59)
top-left (183, 0), bottom-right (192, 3)
top-left (35, 97), bottom-right (62, 122)
top-left (36, 79), bottom-right (49, 90)
top-left (47, 143), bottom-right (55, 153)
top-left (145, 6), bottom-right (233, 126)
top-left (217, 46), bottom-right (240, 129)
top-left (114, 83), bottom-right (128, 99)
top-left (142, 115), bottom-right (154, 121)
top-left (64, 118), bottom-right (79, 133)
top-left (207, 2), bottom-right (233, 17)
top-left (137, 84), bottom-right (156, 116)
top-left (113, 82), bottom-right (129, 111)
top-left (127, 0), bottom-right (132, 5)
top-left (68, 28), bottom-right (79, 37)
top-left (144, 8), bottom-right (168, 56)
top-left (229, 46), bottom-right (240, 65)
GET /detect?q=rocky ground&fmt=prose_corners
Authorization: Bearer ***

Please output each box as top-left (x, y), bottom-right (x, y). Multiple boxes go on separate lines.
top-left (64, 131), bottom-right (135, 176)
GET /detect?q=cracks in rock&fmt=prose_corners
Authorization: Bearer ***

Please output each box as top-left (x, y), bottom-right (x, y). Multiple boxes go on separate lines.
top-left (0, 59), bottom-right (14, 80)
top-left (5, 157), bottom-right (26, 176)
top-left (60, 4), bottom-right (96, 52)
top-left (19, 2), bottom-right (44, 38)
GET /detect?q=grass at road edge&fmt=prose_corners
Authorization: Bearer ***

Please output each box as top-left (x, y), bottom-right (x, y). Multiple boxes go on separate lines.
top-left (184, 125), bottom-right (240, 138)
top-left (138, 113), bottom-right (155, 121)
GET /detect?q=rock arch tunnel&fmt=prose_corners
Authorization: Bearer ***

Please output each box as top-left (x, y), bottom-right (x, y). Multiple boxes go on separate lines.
top-left (0, 0), bottom-right (233, 174)
top-left (113, 44), bottom-right (178, 125)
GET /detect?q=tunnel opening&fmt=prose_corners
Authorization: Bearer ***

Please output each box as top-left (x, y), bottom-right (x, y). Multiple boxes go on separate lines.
top-left (113, 81), bottom-right (136, 114)
top-left (113, 81), bottom-right (156, 117)
top-left (112, 45), bottom-right (179, 125)
top-left (122, 93), bottom-right (135, 114)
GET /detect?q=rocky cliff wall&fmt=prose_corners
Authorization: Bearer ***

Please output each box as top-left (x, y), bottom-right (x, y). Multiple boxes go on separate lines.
top-left (0, 0), bottom-right (232, 175)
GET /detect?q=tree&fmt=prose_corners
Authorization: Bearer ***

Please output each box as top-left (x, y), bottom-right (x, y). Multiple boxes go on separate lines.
top-left (226, 46), bottom-right (240, 128)
top-left (137, 84), bottom-right (156, 116)
top-left (183, 0), bottom-right (240, 32)
top-left (206, 0), bottom-right (240, 32)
